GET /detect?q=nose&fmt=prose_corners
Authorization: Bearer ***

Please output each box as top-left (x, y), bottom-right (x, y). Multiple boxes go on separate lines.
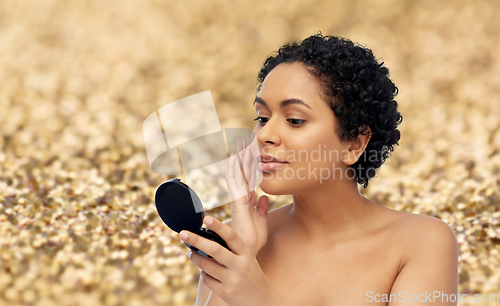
top-left (254, 117), bottom-right (281, 146)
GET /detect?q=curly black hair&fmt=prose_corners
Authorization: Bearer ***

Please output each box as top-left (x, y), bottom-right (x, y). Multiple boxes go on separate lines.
top-left (256, 32), bottom-right (403, 188)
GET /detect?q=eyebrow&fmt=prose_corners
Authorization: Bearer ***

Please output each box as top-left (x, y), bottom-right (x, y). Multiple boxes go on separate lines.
top-left (253, 96), bottom-right (313, 110)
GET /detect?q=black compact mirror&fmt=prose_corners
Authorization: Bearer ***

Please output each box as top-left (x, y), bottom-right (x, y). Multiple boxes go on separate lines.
top-left (154, 178), bottom-right (231, 258)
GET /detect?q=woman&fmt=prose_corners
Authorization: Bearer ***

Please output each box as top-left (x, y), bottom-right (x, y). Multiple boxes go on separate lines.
top-left (179, 32), bottom-right (459, 305)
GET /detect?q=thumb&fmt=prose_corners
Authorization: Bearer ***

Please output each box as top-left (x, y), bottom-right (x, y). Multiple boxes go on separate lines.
top-left (256, 195), bottom-right (269, 220)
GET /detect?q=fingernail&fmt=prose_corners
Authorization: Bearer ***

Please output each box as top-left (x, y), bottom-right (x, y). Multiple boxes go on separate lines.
top-left (205, 217), bottom-right (213, 225)
top-left (180, 231), bottom-right (188, 240)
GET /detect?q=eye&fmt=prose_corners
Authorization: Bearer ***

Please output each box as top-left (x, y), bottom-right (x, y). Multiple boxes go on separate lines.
top-left (254, 117), bottom-right (306, 126)
top-left (254, 117), bottom-right (269, 124)
top-left (287, 119), bottom-right (306, 126)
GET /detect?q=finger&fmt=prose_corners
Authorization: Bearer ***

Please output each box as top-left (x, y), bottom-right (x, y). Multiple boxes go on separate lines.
top-left (226, 152), bottom-right (236, 180)
top-left (248, 144), bottom-right (258, 191)
top-left (238, 151), bottom-right (251, 203)
top-left (188, 250), bottom-right (225, 281)
top-left (200, 271), bottom-right (223, 296)
top-left (179, 228), bottom-right (237, 268)
top-left (249, 160), bottom-right (257, 191)
top-left (189, 250), bottom-right (220, 264)
top-left (180, 230), bottom-right (231, 264)
top-left (234, 150), bottom-right (250, 204)
top-left (249, 189), bottom-right (257, 210)
top-left (242, 135), bottom-right (253, 191)
top-left (256, 195), bottom-right (270, 219)
top-left (245, 189), bottom-right (256, 211)
top-left (246, 134), bottom-right (260, 189)
top-left (226, 153), bottom-right (248, 202)
top-left (235, 139), bottom-right (244, 186)
top-left (235, 150), bottom-right (245, 188)
top-left (203, 216), bottom-right (249, 258)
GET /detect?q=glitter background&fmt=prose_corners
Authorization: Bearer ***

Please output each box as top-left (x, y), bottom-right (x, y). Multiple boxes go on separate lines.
top-left (0, 0), bottom-right (499, 305)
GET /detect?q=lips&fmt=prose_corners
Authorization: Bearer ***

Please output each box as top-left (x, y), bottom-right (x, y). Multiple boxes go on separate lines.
top-left (258, 161), bottom-right (287, 172)
top-left (258, 154), bottom-right (288, 163)
top-left (257, 154), bottom-right (288, 172)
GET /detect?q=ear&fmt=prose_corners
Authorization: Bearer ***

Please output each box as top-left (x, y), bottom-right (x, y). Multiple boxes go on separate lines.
top-left (341, 125), bottom-right (372, 165)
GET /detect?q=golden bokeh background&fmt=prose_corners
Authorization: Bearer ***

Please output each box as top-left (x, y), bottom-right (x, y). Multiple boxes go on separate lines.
top-left (0, 0), bottom-right (499, 305)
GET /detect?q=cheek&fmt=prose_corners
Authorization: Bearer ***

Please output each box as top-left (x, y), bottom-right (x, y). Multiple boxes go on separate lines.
top-left (287, 138), bottom-right (343, 166)
top-left (256, 129), bottom-right (347, 193)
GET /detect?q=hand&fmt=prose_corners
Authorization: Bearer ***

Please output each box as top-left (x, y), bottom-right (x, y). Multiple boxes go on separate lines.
top-left (226, 135), bottom-right (269, 257)
top-left (181, 216), bottom-right (284, 306)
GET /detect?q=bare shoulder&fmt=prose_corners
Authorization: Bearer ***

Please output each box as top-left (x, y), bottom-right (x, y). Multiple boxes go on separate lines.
top-left (387, 212), bottom-right (459, 298)
top-left (396, 212), bottom-right (458, 266)
top-left (400, 213), bottom-right (457, 242)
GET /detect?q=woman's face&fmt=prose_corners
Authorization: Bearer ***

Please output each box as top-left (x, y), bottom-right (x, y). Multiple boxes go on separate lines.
top-left (253, 62), bottom-right (353, 195)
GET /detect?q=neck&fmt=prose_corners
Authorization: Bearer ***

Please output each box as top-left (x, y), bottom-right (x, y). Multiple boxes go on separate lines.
top-left (287, 177), bottom-right (378, 246)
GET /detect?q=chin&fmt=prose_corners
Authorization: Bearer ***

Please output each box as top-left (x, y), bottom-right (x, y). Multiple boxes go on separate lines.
top-left (258, 173), bottom-right (295, 195)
